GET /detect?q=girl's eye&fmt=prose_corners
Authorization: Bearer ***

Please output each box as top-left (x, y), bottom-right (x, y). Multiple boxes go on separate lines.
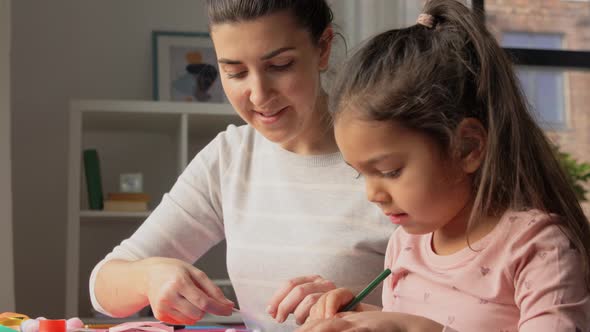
top-left (381, 169), bottom-right (402, 179)
top-left (354, 172), bottom-right (363, 180)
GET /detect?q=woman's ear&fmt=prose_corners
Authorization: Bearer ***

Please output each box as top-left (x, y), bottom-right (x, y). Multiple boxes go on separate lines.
top-left (318, 26), bottom-right (334, 71)
top-left (455, 117), bottom-right (487, 174)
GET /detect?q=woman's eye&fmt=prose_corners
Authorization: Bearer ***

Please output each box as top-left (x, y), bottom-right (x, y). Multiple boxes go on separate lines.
top-left (226, 71), bottom-right (247, 79)
top-left (269, 60), bottom-right (294, 71)
top-left (354, 172), bottom-right (363, 180)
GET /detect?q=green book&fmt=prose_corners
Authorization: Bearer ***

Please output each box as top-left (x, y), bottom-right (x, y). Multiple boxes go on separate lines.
top-left (83, 149), bottom-right (104, 210)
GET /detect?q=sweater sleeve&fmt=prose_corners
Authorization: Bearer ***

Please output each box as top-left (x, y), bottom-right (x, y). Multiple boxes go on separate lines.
top-left (89, 126), bottom-right (239, 316)
top-left (510, 214), bottom-right (590, 331)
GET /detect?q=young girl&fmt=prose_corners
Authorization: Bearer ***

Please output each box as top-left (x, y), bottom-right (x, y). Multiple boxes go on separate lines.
top-left (295, 0), bottom-right (590, 331)
top-left (89, 1), bottom-right (394, 331)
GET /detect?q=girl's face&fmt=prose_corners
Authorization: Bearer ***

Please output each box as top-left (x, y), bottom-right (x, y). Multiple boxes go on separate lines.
top-left (210, 11), bottom-right (331, 153)
top-left (334, 111), bottom-right (475, 235)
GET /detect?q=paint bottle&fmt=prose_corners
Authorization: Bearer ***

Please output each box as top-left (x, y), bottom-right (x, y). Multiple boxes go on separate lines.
top-left (38, 320), bottom-right (66, 332)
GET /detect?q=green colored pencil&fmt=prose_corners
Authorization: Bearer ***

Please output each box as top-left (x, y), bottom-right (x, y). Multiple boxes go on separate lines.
top-left (340, 268), bottom-right (392, 312)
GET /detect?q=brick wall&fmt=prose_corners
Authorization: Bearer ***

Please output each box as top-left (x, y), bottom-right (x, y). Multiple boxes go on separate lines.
top-left (486, 0), bottom-right (590, 162)
top-left (486, 0), bottom-right (590, 209)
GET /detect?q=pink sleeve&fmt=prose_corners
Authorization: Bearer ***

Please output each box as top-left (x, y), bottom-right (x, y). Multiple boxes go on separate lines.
top-left (511, 218), bottom-right (590, 331)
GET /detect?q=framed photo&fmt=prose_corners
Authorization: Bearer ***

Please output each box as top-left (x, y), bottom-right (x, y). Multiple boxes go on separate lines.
top-left (152, 31), bottom-right (228, 103)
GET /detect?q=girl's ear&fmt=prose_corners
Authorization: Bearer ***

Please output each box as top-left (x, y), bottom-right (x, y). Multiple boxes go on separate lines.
top-left (318, 26), bottom-right (334, 71)
top-left (455, 118), bottom-right (487, 174)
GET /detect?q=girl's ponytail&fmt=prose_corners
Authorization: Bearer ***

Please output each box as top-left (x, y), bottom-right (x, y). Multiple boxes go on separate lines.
top-left (426, 0), bottom-right (590, 288)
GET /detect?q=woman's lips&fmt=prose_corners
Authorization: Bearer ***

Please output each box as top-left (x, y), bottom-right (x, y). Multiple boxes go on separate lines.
top-left (254, 106), bottom-right (289, 124)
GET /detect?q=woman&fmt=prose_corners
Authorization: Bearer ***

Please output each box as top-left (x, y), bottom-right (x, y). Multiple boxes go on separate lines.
top-left (90, 1), bottom-right (395, 331)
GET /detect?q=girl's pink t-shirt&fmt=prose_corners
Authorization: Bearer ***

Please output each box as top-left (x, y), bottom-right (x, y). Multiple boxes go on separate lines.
top-left (382, 210), bottom-right (590, 332)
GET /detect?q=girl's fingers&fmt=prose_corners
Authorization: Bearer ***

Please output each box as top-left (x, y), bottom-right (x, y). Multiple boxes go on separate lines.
top-left (334, 311), bottom-right (355, 319)
top-left (275, 279), bottom-right (335, 323)
top-left (293, 292), bottom-right (323, 325)
top-left (267, 275), bottom-right (325, 318)
top-left (294, 317), bottom-right (357, 332)
top-left (308, 293), bottom-right (328, 322)
top-left (324, 289), bottom-right (354, 318)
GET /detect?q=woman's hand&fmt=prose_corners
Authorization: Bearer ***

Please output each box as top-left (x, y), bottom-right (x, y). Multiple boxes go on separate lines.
top-left (137, 257), bottom-right (235, 324)
top-left (295, 311), bottom-right (445, 332)
top-left (266, 275), bottom-right (337, 325)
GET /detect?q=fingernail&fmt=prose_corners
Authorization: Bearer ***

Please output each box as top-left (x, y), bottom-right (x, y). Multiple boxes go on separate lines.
top-left (266, 305), bottom-right (275, 316)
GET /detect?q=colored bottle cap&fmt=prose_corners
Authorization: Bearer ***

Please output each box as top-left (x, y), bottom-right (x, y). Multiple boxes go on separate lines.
top-left (39, 320), bottom-right (66, 332)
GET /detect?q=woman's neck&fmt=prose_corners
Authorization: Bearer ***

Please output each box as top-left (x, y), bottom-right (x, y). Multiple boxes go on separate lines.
top-left (280, 92), bottom-right (339, 155)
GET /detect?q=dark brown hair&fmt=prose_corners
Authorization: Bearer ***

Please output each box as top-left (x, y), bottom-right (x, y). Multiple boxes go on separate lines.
top-left (206, 0), bottom-right (333, 45)
top-left (331, 0), bottom-right (590, 287)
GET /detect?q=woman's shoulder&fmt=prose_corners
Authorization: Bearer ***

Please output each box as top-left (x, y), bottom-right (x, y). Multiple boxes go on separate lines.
top-left (200, 124), bottom-right (261, 157)
top-left (215, 124), bottom-right (257, 147)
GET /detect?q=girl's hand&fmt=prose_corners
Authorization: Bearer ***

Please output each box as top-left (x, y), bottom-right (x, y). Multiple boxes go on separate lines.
top-left (295, 311), bottom-right (445, 332)
top-left (136, 257), bottom-right (234, 324)
top-left (308, 288), bottom-right (357, 322)
top-left (266, 275), bottom-right (336, 325)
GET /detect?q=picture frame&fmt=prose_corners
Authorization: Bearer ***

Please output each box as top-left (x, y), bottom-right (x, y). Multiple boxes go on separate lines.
top-left (152, 31), bottom-right (228, 103)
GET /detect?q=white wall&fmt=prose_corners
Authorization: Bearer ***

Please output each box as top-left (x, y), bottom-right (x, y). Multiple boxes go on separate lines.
top-left (331, 0), bottom-right (422, 48)
top-left (11, 0), bottom-right (209, 317)
top-left (0, 0), bottom-right (15, 312)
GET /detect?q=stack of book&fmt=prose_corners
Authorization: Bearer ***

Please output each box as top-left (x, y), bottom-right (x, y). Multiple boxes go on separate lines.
top-left (103, 192), bottom-right (150, 212)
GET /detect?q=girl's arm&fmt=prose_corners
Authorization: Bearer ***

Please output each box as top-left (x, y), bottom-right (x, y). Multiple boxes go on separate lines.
top-left (295, 311), bottom-right (446, 332)
top-left (513, 220), bottom-right (590, 331)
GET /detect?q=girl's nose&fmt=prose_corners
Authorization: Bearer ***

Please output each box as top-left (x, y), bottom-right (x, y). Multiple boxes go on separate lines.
top-left (366, 178), bottom-right (390, 205)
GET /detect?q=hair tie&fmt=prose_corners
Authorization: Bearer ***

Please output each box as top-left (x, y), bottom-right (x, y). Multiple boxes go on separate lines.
top-left (416, 13), bottom-right (435, 28)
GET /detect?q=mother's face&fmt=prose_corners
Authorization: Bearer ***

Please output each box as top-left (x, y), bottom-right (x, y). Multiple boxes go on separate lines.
top-left (210, 11), bottom-right (332, 151)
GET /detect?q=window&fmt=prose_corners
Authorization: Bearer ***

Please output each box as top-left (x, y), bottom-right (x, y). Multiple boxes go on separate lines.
top-left (502, 32), bottom-right (566, 128)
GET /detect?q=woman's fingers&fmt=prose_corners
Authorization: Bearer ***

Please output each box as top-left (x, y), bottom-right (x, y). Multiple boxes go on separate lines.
top-left (180, 281), bottom-right (234, 316)
top-left (152, 304), bottom-right (196, 325)
top-left (188, 268), bottom-right (235, 306)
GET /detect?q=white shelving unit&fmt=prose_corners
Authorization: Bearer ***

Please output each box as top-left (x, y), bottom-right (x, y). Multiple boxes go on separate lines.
top-left (66, 99), bottom-right (244, 318)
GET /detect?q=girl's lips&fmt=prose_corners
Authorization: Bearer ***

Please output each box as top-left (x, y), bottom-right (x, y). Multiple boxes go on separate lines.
top-left (387, 213), bottom-right (408, 225)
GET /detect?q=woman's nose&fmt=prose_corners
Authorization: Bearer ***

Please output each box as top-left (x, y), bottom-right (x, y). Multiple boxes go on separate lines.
top-left (248, 74), bottom-right (274, 108)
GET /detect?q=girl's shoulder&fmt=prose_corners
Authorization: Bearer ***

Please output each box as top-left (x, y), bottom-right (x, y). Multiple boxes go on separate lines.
top-left (500, 209), bottom-right (573, 256)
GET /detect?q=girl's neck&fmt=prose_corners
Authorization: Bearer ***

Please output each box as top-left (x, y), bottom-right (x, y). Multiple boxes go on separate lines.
top-left (431, 203), bottom-right (501, 256)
